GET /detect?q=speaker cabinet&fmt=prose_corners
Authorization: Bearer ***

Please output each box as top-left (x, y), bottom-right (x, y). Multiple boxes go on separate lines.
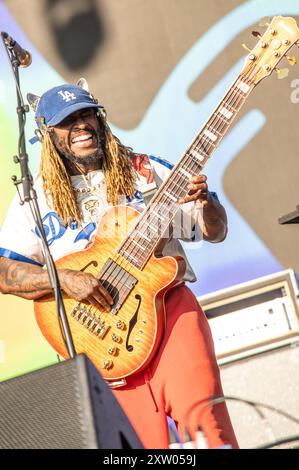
top-left (0, 354), bottom-right (143, 449)
top-left (220, 344), bottom-right (299, 448)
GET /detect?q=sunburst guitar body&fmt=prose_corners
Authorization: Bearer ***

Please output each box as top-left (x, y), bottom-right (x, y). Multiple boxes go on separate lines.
top-left (34, 205), bottom-right (186, 382)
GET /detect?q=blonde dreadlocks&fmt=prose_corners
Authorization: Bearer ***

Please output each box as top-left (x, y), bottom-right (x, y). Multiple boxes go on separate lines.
top-left (40, 115), bottom-right (136, 226)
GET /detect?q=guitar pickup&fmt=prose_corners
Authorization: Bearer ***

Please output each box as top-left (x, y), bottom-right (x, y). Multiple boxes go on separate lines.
top-left (99, 258), bottom-right (138, 315)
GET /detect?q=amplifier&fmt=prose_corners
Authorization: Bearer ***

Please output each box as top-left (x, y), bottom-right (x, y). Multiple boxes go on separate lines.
top-left (198, 269), bottom-right (299, 364)
top-left (0, 354), bottom-right (143, 449)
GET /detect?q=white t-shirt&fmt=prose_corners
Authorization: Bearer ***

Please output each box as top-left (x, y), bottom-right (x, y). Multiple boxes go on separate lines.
top-left (0, 155), bottom-right (214, 282)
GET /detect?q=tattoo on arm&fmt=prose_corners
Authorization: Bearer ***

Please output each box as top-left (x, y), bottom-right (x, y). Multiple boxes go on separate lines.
top-left (0, 258), bottom-right (52, 300)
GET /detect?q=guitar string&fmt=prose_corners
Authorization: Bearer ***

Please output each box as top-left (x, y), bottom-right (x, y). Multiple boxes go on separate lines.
top-left (115, 82), bottom-right (250, 273)
top-left (86, 62), bottom-right (258, 323)
top-left (118, 68), bottom-right (256, 262)
top-left (116, 64), bottom-right (257, 267)
top-left (83, 71), bottom-right (256, 335)
top-left (93, 63), bottom-right (257, 314)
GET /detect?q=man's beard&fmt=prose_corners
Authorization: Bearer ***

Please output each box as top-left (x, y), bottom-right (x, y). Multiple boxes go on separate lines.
top-left (51, 131), bottom-right (105, 166)
top-left (61, 146), bottom-right (105, 166)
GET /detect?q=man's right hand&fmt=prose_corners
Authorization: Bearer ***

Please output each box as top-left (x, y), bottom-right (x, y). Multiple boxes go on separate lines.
top-left (60, 269), bottom-right (114, 312)
top-left (0, 258), bottom-right (114, 308)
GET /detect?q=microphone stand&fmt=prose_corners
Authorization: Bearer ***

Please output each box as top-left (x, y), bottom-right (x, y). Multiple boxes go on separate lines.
top-left (1, 36), bottom-right (76, 359)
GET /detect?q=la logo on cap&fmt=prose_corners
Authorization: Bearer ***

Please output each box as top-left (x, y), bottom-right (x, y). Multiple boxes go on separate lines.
top-left (58, 90), bottom-right (76, 102)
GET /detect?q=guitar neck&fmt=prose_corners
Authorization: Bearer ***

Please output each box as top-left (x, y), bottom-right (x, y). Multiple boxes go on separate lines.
top-left (118, 67), bottom-right (256, 269)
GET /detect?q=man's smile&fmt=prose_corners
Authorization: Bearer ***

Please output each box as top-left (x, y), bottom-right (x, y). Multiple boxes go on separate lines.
top-left (69, 129), bottom-right (98, 153)
top-left (71, 131), bottom-right (96, 149)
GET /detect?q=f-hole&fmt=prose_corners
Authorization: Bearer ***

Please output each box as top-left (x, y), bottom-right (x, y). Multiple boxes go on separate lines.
top-left (126, 294), bottom-right (142, 352)
top-left (80, 260), bottom-right (98, 272)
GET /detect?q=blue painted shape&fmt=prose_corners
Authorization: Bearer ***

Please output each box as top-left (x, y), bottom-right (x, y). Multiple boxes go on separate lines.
top-left (74, 223), bottom-right (96, 243)
top-left (35, 212), bottom-right (66, 246)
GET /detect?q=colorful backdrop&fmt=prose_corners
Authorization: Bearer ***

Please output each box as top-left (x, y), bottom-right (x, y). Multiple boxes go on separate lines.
top-left (1, 0), bottom-right (299, 381)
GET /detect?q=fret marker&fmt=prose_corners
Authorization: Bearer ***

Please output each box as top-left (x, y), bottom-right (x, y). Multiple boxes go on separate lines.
top-left (179, 168), bottom-right (192, 179)
top-left (137, 231), bottom-right (151, 242)
top-left (203, 130), bottom-right (217, 142)
top-left (125, 253), bottom-right (139, 264)
top-left (153, 210), bottom-right (165, 220)
top-left (237, 81), bottom-right (250, 93)
top-left (219, 107), bottom-right (233, 119)
top-left (189, 149), bottom-right (205, 161)
top-left (165, 191), bottom-right (178, 202)
top-left (134, 241), bottom-right (146, 251)
top-left (145, 222), bottom-right (157, 232)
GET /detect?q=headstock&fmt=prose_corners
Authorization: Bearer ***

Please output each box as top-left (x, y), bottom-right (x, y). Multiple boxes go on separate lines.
top-left (242, 16), bottom-right (299, 85)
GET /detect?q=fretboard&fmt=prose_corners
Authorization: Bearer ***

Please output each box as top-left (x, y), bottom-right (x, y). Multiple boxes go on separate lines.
top-left (118, 71), bottom-right (255, 269)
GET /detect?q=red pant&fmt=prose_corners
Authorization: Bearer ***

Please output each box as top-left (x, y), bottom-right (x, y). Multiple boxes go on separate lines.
top-left (113, 284), bottom-right (238, 449)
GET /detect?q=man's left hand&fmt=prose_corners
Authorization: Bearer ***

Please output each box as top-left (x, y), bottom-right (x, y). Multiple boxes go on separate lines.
top-left (178, 175), bottom-right (210, 206)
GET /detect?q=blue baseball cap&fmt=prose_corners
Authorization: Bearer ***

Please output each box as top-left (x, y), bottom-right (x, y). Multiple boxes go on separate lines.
top-left (35, 84), bottom-right (103, 128)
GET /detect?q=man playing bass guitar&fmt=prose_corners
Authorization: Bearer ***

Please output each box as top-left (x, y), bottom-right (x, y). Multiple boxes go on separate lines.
top-left (0, 82), bottom-right (238, 449)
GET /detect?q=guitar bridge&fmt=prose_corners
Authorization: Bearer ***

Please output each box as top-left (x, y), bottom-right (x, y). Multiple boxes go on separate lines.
top-left (70, 304), bottom-right (110, 339)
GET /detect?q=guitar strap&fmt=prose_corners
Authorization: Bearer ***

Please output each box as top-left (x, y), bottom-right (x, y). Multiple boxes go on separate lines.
top-left (141, 185), bottom-right (157, 206)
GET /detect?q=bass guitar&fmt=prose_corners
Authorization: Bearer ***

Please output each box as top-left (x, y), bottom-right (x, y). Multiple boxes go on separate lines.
top-left (35, 16), bottom-right (299, 383)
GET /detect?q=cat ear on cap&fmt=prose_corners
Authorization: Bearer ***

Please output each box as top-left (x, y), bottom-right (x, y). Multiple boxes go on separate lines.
top-left (27, 92), bottom-right (41, 112)
top-left (76, 77), bottom-right (90, 92)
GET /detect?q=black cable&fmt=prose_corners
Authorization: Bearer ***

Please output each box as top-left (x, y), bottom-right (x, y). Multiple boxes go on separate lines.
top-left (185, 394), bottom-right (299, 427)
top-left (184, 394), bottom-right (265, 426)
top-left (224, 395), bottom-right (299, 426)
top-left (184, 394), bottom-right (299, 449)
top-left (255, 434), bottom-right (299, 449)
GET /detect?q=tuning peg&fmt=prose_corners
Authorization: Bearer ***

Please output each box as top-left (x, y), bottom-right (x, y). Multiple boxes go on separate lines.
top-left (242, 43), bottom-right (251, 53)
top-left (286, 55), bottom-right (297, 66)
top-left (275, 67), bottom-right (289, 79)
top-left (259, 16), bottom-right (270, 27)
top-left (252, 30), bottom-right (262, 38)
